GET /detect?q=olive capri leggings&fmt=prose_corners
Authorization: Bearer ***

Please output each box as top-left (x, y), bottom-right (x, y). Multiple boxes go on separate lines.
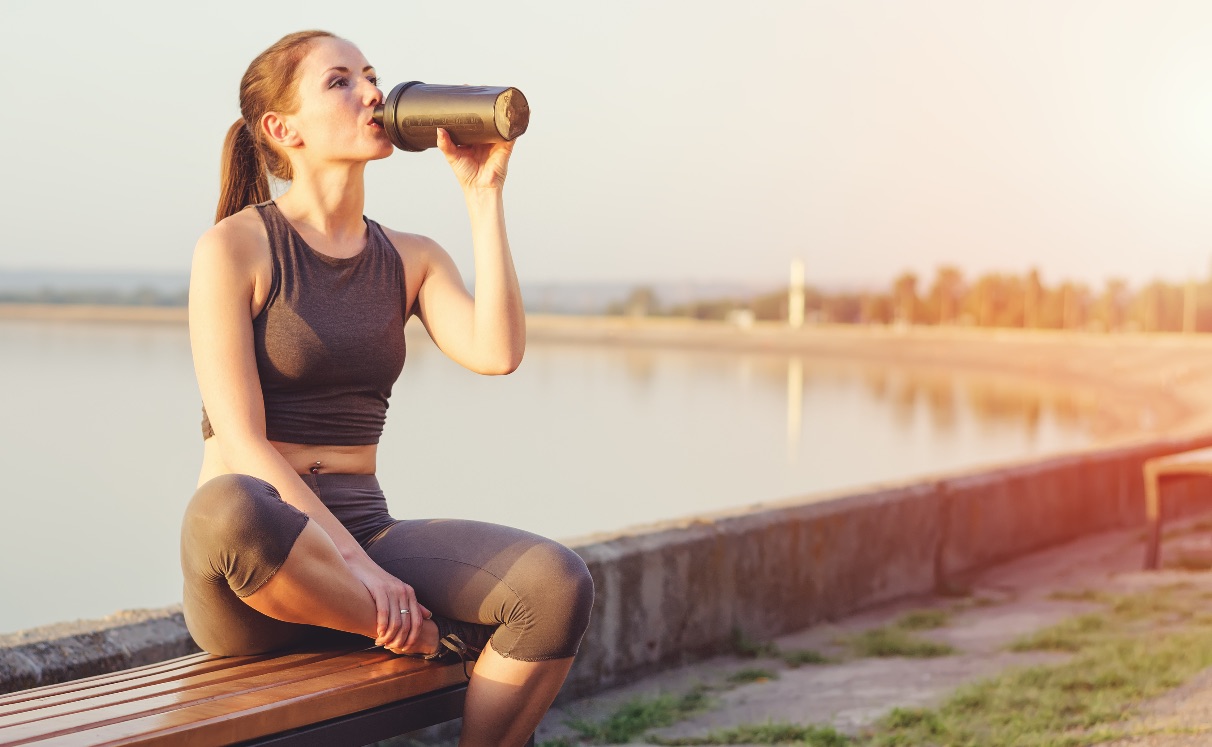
top-left (180, 472), bottom-right (595, 660)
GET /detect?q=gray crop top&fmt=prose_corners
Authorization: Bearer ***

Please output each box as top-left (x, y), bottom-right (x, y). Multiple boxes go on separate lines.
top-left (201, 201), bottom-right (408, 445)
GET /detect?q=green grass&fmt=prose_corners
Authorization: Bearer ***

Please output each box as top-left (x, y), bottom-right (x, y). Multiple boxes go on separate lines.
top-left (782, 648), bottom-right (831, 667)
top-left (846, 625), bottom-right (955, 658)
top-left (1010, 613), bottom-right (1107, 653)
top-left (935, 579), bottom-right (974, 598)
top-left (1157, 517), bottom-right (1212, 540)
top-left (831, 605), bottom-right (958, 659)
top-left (566, 686), bottom-right (711, 743)
top-left (732, 628), bottom-right (832, 667)
top-left (894, 608), bottom-right (951, 631)
top-left (1165, 553), bottom-right (1212, 571)
top-left (725, 667), bottom-right (779, 684)
top-left (861, 584), bottom-right (1212, 746)
top-left (949, 594), bottom-right (1003, 611)
top-left (731, 629), bottom-right (780, 659)
top-left (653, 722), bottom-right (851, 746)
top-left (560, 584), bottom-right (1212, 746)
top-left (1047, 588), bottom-right (1108, 603)
top-left (1185, 517), bottom-right (1212, 533)
top-left (881, 707), bottom-right (944, 737)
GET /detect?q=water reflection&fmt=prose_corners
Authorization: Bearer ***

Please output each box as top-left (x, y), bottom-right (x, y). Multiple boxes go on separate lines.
top-left (577, 344), bottom-right (1100, 465)
top-left (548, 341), bottom-right (1100, 467)
top-left (734, 354), bottom-right (1098, 457)
top-left (787, 357), bottom-right (803, 462)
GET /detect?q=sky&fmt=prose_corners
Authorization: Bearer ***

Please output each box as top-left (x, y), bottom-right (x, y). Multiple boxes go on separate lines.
top-left (2, 0), bottom-right (1211, 290)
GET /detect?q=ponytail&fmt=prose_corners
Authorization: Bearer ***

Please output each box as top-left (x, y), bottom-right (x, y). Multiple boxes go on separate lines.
top-left (216, 30), bottom-right (336, 224)
top-left (215, 119), bottom-right (269, 224)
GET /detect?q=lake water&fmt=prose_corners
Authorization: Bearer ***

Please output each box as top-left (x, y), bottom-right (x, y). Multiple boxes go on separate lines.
top-left (0, 318), bottom-right (1097, 634)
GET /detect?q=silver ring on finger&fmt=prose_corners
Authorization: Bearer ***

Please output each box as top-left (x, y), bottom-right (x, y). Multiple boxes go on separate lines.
top-left (400, 608), bottom-right (409, 615)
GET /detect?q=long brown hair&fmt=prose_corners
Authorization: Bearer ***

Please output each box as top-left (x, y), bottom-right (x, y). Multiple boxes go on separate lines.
top-left (215, 30), bottom-right (336, 224)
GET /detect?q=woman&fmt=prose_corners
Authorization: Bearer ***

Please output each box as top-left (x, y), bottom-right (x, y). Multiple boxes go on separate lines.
top-left (180, 30), bottom-right (594, 745)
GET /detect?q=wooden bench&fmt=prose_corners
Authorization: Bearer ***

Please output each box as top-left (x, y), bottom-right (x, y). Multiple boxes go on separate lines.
top-left (0, 642), bottom-right (534, 746)
top-left (1143, 446), bottom-right (1212, 570)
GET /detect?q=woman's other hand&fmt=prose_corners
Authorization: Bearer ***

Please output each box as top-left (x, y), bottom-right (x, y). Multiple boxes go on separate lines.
top-left (436, 127), bottom-right (513, 191)
top-left (347, 556), bottom-right (436, 654)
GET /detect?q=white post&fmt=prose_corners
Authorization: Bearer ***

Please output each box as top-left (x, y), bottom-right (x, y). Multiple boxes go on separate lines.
top-left (787, 356), bottom-right (803, 462)
top-left (789, 259), bottom-right (805, 329)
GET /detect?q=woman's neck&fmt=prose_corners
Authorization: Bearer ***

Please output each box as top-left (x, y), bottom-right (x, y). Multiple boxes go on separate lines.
top-left (274, 162), bottom-right (368, 251)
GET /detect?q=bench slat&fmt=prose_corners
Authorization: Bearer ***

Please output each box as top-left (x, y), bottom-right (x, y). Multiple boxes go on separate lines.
top-left (0, 655), bottom-right (215, 708)
top-left (0, 649), bottom-right (411, 744)
top-left (30, 655), bottom-right (468, 746)
top-left (0, 650), bottom-right (353, 725)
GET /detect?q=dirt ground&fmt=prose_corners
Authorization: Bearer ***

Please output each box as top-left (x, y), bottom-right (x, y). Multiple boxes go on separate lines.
top-left (520, 513), bottom-right (1212, 746)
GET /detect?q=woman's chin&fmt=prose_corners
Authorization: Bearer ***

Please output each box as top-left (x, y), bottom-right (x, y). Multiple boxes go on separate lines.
top-left (369, 140), bottom-right (395, 161)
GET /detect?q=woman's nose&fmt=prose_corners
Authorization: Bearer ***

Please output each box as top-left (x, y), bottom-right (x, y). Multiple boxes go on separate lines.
top-left (363, 82), bottom-right (384, 107)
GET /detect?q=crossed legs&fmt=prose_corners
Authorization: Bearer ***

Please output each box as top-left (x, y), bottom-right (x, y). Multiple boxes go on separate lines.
top-left (180, 474), bottom-right (594, 747)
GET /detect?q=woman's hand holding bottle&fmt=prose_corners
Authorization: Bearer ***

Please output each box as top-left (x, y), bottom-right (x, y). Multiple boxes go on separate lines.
top-left (436, 127), bottom-right (513, 192)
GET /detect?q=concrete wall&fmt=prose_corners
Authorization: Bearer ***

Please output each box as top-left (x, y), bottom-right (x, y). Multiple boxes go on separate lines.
top-left (0, 607), bottom-right (199, 695)
top-left (6, 437), bottom-right (1212, 699)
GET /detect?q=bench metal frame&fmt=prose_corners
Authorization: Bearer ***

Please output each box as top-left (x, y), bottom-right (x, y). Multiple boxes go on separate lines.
top-left (1143, 447), bottom-right (1212, 569)
top-left (236, 683), bottom-right (468, 746)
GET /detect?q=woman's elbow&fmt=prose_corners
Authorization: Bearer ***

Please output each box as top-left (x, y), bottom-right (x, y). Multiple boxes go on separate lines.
top-left (485, 353), bottom-right (524, 375)
top-left (476, 345), bottom-right (524, 375)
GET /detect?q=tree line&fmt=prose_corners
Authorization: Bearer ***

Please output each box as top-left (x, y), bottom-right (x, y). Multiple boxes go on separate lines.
top-left (611, 266), bottom-right (1212, 333)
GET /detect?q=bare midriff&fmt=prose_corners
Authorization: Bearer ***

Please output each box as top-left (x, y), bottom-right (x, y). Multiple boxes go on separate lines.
top-left (198, 437), bottom-right (377, 488)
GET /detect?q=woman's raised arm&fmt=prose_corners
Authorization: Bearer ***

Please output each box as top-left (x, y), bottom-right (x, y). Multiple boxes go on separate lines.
top-left (394, 129), bottom-right (525, 375)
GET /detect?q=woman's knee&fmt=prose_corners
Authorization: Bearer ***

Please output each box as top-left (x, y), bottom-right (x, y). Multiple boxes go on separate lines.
top-left (495, 540), bottom-right (595, 661)
top-left (180, 473), bottom-right (309, 597)
top-left (183, 474), bottom-right (290, 544)
top-left (533, 542), bottom-right (595, 621)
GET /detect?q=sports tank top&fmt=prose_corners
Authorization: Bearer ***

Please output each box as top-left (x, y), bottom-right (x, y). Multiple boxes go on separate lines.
top-left (200, 201), bottom-right (408, 445)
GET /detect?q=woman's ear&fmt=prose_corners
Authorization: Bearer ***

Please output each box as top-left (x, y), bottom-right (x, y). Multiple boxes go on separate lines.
top-left (261, 112), bottom-right (303, 149)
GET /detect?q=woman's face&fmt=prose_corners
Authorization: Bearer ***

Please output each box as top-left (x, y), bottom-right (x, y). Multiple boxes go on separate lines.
top-left (278, 37), bottom-right (393, 166)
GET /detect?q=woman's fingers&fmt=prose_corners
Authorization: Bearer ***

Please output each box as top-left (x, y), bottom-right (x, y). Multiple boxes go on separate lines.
top-left (435, 128), bottom-right (457, 160)
top-left (373, 586), bottom-right (405, 648)
top-left (371, 587), bottom-right (391, 646)
top-left (391, 598), bottom-right (408, 648)
top-left (380, 585), bottom-right (420, 653)
top-left (402, 592), bottom-right (423, 650)
top-left (435, 127), bottom-right (507, 189)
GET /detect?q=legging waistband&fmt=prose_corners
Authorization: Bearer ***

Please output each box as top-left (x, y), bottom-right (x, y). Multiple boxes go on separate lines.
top-left (301, 472), bottom-right (394, 546)
top-left (299, 472), bottom-right (380, 488)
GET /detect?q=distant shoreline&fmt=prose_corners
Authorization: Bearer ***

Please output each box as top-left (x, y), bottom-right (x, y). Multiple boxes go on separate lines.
top-left (0, 303), bottom-right (187, 324)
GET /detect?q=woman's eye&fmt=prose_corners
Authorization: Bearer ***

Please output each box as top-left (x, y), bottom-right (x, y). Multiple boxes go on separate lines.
top-left (328, 77), bottom-right (349, 89)
top-left (367, 76), bottom-right (380, 87)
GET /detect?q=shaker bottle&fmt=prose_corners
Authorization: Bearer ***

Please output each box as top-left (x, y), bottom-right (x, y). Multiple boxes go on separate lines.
top-left (372, 82), bottom-right (530, 152)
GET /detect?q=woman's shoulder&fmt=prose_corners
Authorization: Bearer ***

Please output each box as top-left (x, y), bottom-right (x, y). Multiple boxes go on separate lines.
top-left (373, 223), bottom-right (450, 270)
top-left (375, 223), bottom-right (441, 254)
top-left (194, 206), bottom-right (271, 269)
